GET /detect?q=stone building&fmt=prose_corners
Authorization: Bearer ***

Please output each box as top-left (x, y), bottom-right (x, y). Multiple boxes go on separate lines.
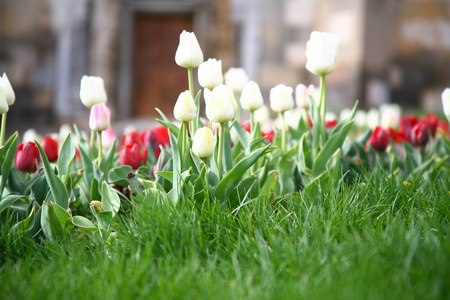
top-left (1, 0), bottom-right (449, 134)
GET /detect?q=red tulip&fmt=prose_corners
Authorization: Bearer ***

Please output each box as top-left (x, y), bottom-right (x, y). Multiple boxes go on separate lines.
top-left (119, 144), bottom-right (144, 169)
top-left (399, 115), bottom-right (418, 143)
top-left (325, 119), bottom-right (337, 129)
top-left (411, 120), bottom-right (429, 146)
top-left (387, 128), bottom-right (405, 143)
top-left (149, 126), bottom-right (170, 159)
top-left (15, 142), bottom-right (41, 173)
top-left (41, 136), bottom-right (59, 162)
top-left (122, 131), bottom-right (142, 148)
top-left (140, 129), bottom-right (152, 147)
top-left (437, 120), bottom-right (449, 137)
top-left (368, 126), bottom-right (389, 151)
top-left (422, 114), bottom-right (438, 136)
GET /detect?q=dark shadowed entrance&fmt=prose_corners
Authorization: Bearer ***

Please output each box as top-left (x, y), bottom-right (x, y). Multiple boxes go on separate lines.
top-left (132, 13), bottom-right (193, 118)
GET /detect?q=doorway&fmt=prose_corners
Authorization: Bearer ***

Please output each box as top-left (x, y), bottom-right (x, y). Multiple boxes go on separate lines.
top-left (132, 13), bottom-right (194, 118)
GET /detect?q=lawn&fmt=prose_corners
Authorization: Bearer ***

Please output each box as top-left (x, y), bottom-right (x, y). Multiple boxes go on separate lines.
top-left (1, 171), bottom-right (449, 300)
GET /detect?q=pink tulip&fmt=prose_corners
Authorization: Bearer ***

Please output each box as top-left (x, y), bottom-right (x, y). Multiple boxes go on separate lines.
top-left (89, 104), bottom-right (111, 132)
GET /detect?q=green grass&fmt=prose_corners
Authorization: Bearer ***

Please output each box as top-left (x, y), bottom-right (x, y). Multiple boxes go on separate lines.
top-left (1, 171), bottom-right (450, 300)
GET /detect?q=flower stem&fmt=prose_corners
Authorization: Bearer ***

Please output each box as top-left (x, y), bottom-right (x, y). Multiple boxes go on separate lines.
top-left (319, 75), bottom-right (327, 119)
top-left (218, 122), bottom-right (225, 179)
top-left (90, 130), bottom-right (96, 149)
top-left (181, 121), bottom-right (187, 171)
top-left (250, 111), bottom-right (254, 134)
top-left (0, 112), bottom-right (7, 147)
top-left (281, 112), bottom-right (287, 153)
top-left (187, 67), bottom-right (196, 136)
top-left (235, 92), bottom-right (241, 123)
top-left (97, 131), bottom-right (102, 166)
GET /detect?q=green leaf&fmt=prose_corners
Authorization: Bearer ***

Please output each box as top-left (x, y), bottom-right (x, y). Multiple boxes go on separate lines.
top-left (0, 132), bottom-right (19, 195)
top-left (41, 202), bottom-right (72, 241)
top-left (10, 206), bottom-right (36, 235)
top-left (312, 120), bottom-right (354, 177)
top-left (0, 194), bottom-right (28, 213)
top-left (100, 140), bottom-right (117, 175)
top-left (231, 120), bottom-right (250, 149)
top-left (57, 132), bottom-right (76, 179)
top-left (156, 118), bottom-right (180, 137)
top-left (215, 144), bottom-right (272, 201)
top-left (101, 181), bottom-right (120, 217)
top-left (69, 215), bottom-right (97, 231)
top-left (326, 148), bottom-right (342, 181)
top-left (36, 141), bottom-right (70, 209)
top-left (108, 165), bottom-right (133, 187)
top-left (169, 132), bottom-right (181, 204)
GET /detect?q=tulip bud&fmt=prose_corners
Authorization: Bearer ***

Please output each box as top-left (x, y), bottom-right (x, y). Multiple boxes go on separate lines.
top-left (295, 83), bottom-right (315, 109)
top-left (240, 81), bottom-right (264, 112)
top-left (198, 58), bottom-right (223, 90)
top-left (354, 110), bottom-right (367, 129)
top-left (442, 88), bottom-right (450, 122)
top-left (270, 84), bottom-right (294, 113)
top-left (305, 31), bottom-right (339, 76)
top-left (224, 67), bottom-right (249, 93)
top-left (174, 90), bottom-right (197, 122)
top-left (411, 120), bottom-right (429, 146)
top-left (366, 108), bottom-right (380, 129)
top-left (80, 75), bottom-right (107, 109)
top-left (192, 127), bottom-right (214, 158)
top-left (89, 104), bottom-right (111, 132)
top-left (102, 127), bottom-right (116, 151)
top-left (204, 85), bottom-right (235, 123)
top-left (122, 131), bottom-right (142, 148)
top-left (380, 104), bottom-right (401, 129)
top-left (120, 143), bottom-right (144, 169)
top-left (368, 126), bottom-right (389, 152)
top-left (254, 105), bottom-right (271, 125)
top-left (90, 201), bottom-right (105, 213)
top-left (41, 136), bottom-right (59, 162)
top-left (15, 142), bottom-right (41, 173)
top-left (149, 126), bottom-right (170, 159)
top-left (175, 31), bottom-right (204, 68)
top-left (0, 73), bottom-right (15, 106)
top-left (0, 88), bottom-right (8, 114)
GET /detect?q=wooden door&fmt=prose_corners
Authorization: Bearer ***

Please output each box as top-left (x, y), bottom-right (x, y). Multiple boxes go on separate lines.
top-left (132, 13), bottom-right (193, 118)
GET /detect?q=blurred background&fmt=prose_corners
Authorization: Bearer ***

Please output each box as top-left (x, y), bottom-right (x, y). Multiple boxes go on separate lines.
top-left (1, 0), bottom-right (450, 135)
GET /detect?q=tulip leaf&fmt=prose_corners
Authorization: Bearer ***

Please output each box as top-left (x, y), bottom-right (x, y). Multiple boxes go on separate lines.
top-left (330, 101), bottom-right (358, 135)
top-left (41, 201), bottom-right (72, 241)
top-left (57, 132), bottom-right (76, 179)
top-left (10, 206), bottom-right (36, 235)
top-left (108, 165), bottom-right (133, 187)
top-left (69, 215), bottom-right (97, 231)
top-left (0, 194), bottom-right (27, 214)
top-left (0, 132), bottom-right (18, 195)
top-left (312, 120), bottom-right (354, 177)
top-left (223, 123), bottom-right (233, 173)
top-left (100, 140), bottom-right (117, 175)
top-left (36, 141), bottom-right (70, 209)
top-left (326, 148), bottom-right (342, 181)
top-left (231, 120), bottom-right (250, 150)
top-left (169, 132), bottom-right (181, 204)
top-left (215, 144), bottom-right (272, 201)
top-left (80, 146), bottom-right (94, 190)
top-left (101, 181), bottom-right (120, 217)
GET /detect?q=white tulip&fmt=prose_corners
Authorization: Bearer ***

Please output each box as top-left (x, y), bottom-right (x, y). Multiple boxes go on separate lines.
top-left (295, 83), bottom-right (315, 109)
top-left (305, 31), bottom-right (339, 76)
top-left (366, 108), bottom-right (380, 129)
top-left (175, 31), bottom-right (204, 68)
top-left (354, 110), bottom-right (367, 128)
top-left (204, 85), bottom-right (234, 123)
top-left (198, 58), bottom-right (223, 90)
top-left (192, 127), bottom-right (214, 158)
top-left (174, 90), bottom-right (197, 122)
top-left (380, 103), bottom-right (401, 129)
top-left (224, 67), bottom-right (249, 93)
top-left (0, 73), bottom-right (15, 106)
top-left (442, 88), bottom-right (450, 121)
top-left (89, 103), bottom-right (111, 132)
top-left (339, 108), bottom-right (352, 122)
top-left (0, 89), bottom-right (8, 114)
top-left (240, 81), bottom-right (264, 112)
top-left (254, 105), bottom-right (271, 125)
top-left (80, 75), bottom-right (107, 109)
top-left (23, 128), bottom-right (41, 143)
top-left (270, 84), bottom-right (294, 113)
